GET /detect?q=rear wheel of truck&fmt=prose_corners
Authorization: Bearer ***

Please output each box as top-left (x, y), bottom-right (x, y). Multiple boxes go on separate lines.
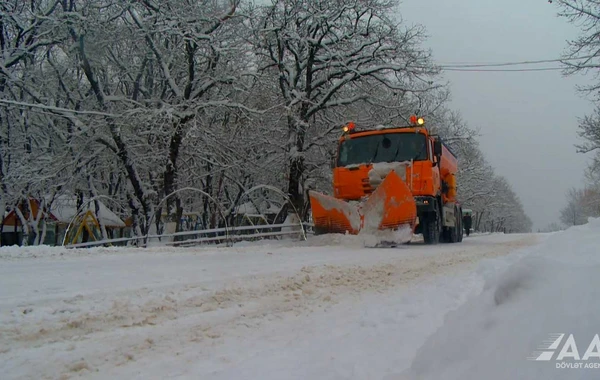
top-left (448, 224), bottom-right (459, 243)
top-left (422, 211), bottom-right (441, 244)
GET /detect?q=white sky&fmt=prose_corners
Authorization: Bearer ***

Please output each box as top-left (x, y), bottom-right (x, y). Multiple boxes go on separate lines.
top-left (398, 0), bottom-right (596, 231)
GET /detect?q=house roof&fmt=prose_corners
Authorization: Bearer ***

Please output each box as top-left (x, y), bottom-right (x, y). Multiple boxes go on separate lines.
top-left (1, 196), bottom-right (126, 228)
top-left (234, 201), bottom-right (282, 216)
top-left (49, 195), bottom-right (126, 227)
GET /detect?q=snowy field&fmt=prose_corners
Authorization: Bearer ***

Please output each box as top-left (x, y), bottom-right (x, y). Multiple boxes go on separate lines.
top-left (0, 225), bottom-right (594, 379)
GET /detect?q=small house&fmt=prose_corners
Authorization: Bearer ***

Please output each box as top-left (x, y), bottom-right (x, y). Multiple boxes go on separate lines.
top-left (1, 195), bottom-right (127, 246)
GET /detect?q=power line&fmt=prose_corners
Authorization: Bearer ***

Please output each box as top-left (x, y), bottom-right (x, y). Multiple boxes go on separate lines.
top-left (436, 54), bottom-right (597, 68)
top-left (441, 67), bottom-right (564, 72)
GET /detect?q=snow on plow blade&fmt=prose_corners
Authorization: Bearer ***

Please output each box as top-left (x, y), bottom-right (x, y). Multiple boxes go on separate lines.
top-left (309, 191), bottom-right (361, 234)
top-left (362, 169), bottom-right (417, 232)
top-left (309, 170), bottom-right (417, 237)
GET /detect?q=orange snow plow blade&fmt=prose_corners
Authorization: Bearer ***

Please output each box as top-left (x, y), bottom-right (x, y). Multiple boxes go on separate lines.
top-left (362, 170), bottom-right (417, 232)
top-left (309, 170), bottom-right (417, 235)
top-left (309, 191), bottom-right (361, 234)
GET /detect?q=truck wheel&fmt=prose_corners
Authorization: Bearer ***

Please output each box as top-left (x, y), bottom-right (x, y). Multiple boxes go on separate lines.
top-left (450, 224), bottom-right (460, 242)
top-left (422, 212), bottom-right (440, 244)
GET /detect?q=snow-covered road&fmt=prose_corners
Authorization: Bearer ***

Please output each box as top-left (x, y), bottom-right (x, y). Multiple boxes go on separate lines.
top-left (0, 233), bottom-right (539, 379)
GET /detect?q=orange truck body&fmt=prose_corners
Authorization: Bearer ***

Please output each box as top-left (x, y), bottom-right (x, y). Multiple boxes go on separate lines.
top-left (309, 120), bottom-right (463, 244)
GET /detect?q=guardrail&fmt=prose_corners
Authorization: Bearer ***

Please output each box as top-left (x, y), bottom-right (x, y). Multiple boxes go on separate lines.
top-left (65, 222), bottom-right (313, 249)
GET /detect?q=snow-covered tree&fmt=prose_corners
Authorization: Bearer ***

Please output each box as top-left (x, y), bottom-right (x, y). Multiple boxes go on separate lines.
top-left (553, 0), bottom-right (600, 209)
top-left (560, 188), bottom-right (589, 226)
top-left (249, 0), bottom-right (440, 213)
top-left (551, 0), bottom-right (600, 96)
top-left (559, 186), bottom-right (600, 226)
top-left (0, 0), bottom-right (532, 243)
top-left (539, 222), bottom-right (565, 233)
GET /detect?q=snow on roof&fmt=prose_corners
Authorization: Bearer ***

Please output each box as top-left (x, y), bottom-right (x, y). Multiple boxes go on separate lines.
top-left (234, 201), bottom-right (282, 215)
top-left (235, 202), bottom-right (258, 215)
top-left (265, 203), bottom-right (282, 214)
top-left (49, 195), bottom-right (126, 227)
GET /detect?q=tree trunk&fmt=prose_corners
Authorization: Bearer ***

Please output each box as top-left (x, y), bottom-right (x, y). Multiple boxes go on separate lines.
top-left (164, 120), bottom-right (185, 235)
top-left (286, 115), bottom-right (307, 218)
top-left (287, 154), bottom-right (304, 215)
top-left (76, 31), bottom-right (152, 234)
top-left (14, 201), bottom-right (30, 246)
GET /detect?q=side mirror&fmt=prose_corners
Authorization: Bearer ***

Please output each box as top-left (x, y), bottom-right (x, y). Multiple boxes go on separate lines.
top-left (330, 156), bottom-right (337, 168)
top-left (433, 140), bottom-right (442, 157)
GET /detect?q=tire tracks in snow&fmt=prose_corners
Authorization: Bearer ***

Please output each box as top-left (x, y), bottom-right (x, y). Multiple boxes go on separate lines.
top-left (0, 235), bottom-right (538, 379)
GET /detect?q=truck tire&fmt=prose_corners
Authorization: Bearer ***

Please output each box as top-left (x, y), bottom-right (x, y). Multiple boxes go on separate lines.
top-left (422, 212), bottom-right (440, 244)
top-left (452, 225), bottom-right (460, 242)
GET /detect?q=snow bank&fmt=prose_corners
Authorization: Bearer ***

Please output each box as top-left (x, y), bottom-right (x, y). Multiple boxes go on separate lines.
top-left (0, 244), bottom-right (224, 260)
top-left (394, 218), bottom-right (600, 380)
top-left (0, 232), bottom-right (410, 260)
top-left (0, 244), bottom-right (73, 259)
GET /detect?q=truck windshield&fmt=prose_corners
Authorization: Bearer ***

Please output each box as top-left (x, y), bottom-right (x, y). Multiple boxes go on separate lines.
top-left (337, 132), bottom-right (428, 167)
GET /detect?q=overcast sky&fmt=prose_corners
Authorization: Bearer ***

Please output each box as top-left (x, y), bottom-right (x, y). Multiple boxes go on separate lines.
top-left (397, 0), bottom-right (596, 231)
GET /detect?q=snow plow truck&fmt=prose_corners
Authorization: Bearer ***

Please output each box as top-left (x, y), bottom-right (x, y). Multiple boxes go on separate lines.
top-left (308, 116), bottom-right (463, 245)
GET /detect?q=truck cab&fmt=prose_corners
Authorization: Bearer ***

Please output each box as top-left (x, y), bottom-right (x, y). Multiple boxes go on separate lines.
top-left (329, 120), bottom-right (461, 243)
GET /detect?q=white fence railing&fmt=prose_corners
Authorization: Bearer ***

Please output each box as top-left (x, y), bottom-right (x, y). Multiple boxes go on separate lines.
top-left (65, 222), bottom-right (313, 249)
